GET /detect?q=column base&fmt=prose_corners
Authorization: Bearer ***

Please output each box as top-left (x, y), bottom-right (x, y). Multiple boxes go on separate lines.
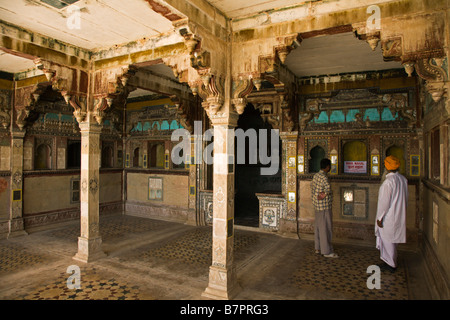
top-left (202, 265), bottom-right (241, 300)
top-left (8, 218), bottom-right (28, 238)
top-left (7, 230), bottom-right (28, 238)
top-left (73, 236), bottom-right (107, 263)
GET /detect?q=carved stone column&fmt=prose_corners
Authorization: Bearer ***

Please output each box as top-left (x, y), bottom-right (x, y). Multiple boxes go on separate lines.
top-left (280, 131), bottom-right (298, 233)
top-left (73, 114), bottom-right (106, 263)
top-left (8, 130), bottom-right (27, 238)
top-left (202, 112), bottom-right (240, 300)
top-left (187, 135), bottom-right (197, 225)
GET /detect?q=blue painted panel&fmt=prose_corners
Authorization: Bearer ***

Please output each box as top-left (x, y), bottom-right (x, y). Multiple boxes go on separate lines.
top-left (346, 109), bottom-right (360, 122)
top-left (142, 121), bottom-right (151, 131)
top-left (314, 111), bottom-right (328, 124)
top-left (61, 114), bottom-right (74, 121)
top-left (161, 120), bottom-right (170, 130)
top-left (170, 120), bottom-right (179, 129)
top-left (364, 108), bottom-right (380, 121)
top-left (381, 107), bottom-right (396, 121)
top-left (330, 110), bottom-right (345, 123)
top-left (131, 122), bottom-right (143, 132)
top-left (152, 121), bottom-right (160, 130)
top-left (45, 113), bottom-right (59, 120)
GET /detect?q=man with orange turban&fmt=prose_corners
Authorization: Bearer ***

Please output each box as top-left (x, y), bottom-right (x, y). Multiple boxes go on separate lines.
top-left (375, 155), bottom-right (408, 272)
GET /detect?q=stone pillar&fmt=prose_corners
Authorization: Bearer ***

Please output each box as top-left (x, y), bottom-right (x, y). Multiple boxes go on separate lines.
top-left (280, 131), bottom-right (298, 233)
top-left (187, 136), bottom-right (198, 225)
top-left (8, 130), bottom-right (27, 238)
top-left (202, 113), bottom-right (240, 300)
top-left (73, 116), bottom-right (106, 263)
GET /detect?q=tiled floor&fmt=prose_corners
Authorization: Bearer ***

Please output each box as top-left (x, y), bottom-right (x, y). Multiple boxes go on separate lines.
top-left (289, 242), bottom-right (409, 299)
top-left (21, 266), bottom-right (153, 300)
top-left (0, 213), bottom-right (432, 301)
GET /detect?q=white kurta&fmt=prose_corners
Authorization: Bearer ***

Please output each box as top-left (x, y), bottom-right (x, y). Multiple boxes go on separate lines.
top-left (375, 172), bottom-right (408, 243)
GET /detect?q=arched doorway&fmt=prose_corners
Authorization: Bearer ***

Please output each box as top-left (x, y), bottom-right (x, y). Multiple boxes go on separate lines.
top-left (101, 146), bottom-right (114, 168)
top-left (234, 104), bottom-right (282, 227)
top-left (133, 147), bottom-right (140, 167)
top-left (35, 144), bottom-right (51, 169)
top-left (309, 145), bottom-right (325, 173)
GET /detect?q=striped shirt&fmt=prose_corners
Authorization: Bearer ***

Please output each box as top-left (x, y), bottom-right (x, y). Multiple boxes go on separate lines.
top-left (311, 170), bottom-right (333, 211)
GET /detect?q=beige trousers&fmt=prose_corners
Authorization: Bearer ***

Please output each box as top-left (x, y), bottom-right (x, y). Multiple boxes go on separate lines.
top-left (314, 209), bottom-right (334, 255)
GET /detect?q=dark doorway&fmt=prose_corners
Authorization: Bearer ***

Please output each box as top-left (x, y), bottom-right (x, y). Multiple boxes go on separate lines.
top-left (234, 104), bottom-right (282, 227)
top-left (67, 141), bottom-right (81, 169)
top-left (133, 147), bottom-right (140, 167)
top-left (102, 146), bottom-right (114, 168)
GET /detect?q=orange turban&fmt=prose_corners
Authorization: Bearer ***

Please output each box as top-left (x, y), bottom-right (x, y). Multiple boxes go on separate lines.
top-left (385, 155), bottom-right (400, 171)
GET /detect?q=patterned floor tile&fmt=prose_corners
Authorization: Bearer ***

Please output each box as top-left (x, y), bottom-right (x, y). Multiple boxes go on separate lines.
top-left (46, 215), bottom-right (172, 242)
top-left (289, 243), bottom-right (409, 299)
top-left (137, 227), bottom-right (260, 266)
top-left (0, 242), bottom-right (51, 274)
top-left (1, 214), bottom-right (417, 300)
top-left (20, 266), bottom-right (153, 300)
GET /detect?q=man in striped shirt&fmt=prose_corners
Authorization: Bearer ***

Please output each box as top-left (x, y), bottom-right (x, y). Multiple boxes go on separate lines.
top-left (311, 158), bottom-right (338, 258)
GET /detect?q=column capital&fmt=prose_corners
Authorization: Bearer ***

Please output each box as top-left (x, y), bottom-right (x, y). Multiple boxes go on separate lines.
top-left (210, 112), bottom-right (239, 128)
top-left (11, 130), bottom-right (26, 139)
top-left (280, 131), bottom-right (298, 140)
top-left (78, 117), bottom-right (103, 134)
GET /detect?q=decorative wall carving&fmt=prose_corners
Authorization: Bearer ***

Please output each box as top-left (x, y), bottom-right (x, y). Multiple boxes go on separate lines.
top-left (381, 38), bottom-right (402, 61)
top-left (301, 89), bottom-right (415, 132)
top-left (0, 91), bottom-right (11, 130)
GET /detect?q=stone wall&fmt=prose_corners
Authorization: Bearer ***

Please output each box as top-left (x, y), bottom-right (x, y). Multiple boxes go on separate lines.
top-left (19, 170), bottom-right (123, 232)
top-left (0, 174), bottom-right (10, 221)
top-left (125, 171), bottom-right (192, 223)
top-left (298, 179), bottom-right (419, 246)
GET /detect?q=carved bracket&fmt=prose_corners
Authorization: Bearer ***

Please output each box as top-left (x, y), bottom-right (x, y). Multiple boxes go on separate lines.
top-left (0, 108), bottom-right (9, 129)
top-left (13, 82), bottom-right (48, 131)
top-left (414, 57), bottom-right (448, 102)
top-left (275, 34), bottom-right (302, 64)
top-left (300, 99), bottom-right (321, 131)
top-left (280, 91), bottom-right (295, 132)
top-left (382, 93), bottom-right (416, 128)
top-left (67, 95), bottom-right (87, 124)
top-left (170, 95), bottom-right (194, 133)
top-left (194, 74), bottom-right (225, 117)
top-left (353, 22), bottom-right (381, 52)
top-left (231, 78), bottom-right (254, 114)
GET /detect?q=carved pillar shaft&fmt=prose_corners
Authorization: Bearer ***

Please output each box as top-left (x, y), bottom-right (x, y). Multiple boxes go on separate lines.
top-left (188, 136), bottom-right (198, 225)
top-left (8, 130), bottom-right (27, 237)
top-left (203, 116), bottom-right (239, 300)
top-left (280, 132), bottom-right (298, 231)
top-left (73, 116), bottom-right (106, 263)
